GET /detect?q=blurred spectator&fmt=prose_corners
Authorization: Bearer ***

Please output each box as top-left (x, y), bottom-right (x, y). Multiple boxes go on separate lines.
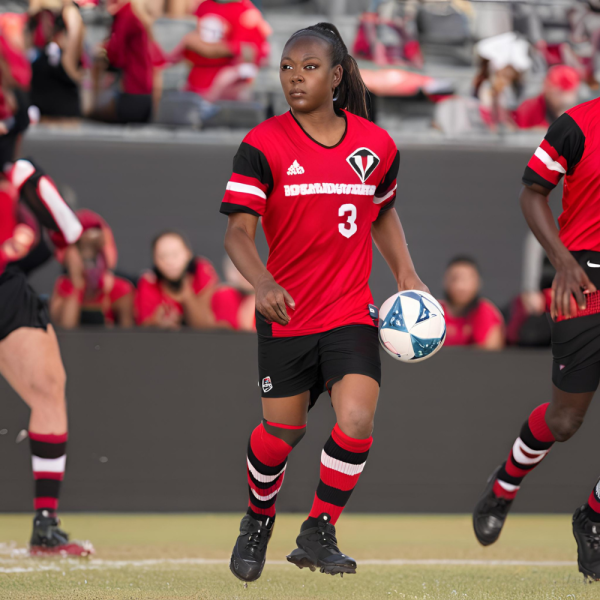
top-left (28, 0), bottom-right (85, 120)
top-left (474, 32), bottom-right (531, 130)
top-left (50, 209), bottom-right (135, 328)
top-left (353, 1), bottom-right (423, 69)
top-left (171, 0), bottom-right (270, 103)
top-left (513, 65), bottom-right (580, 130)
top-left (440, 256), bottom-right (505, 350)
top-left (505, 232), bottom-right (553, 347)
top-left (135, 230), bottom-right (218, 329)
top-left (90, 0), bottom-right (166, 124)
top-left (0, 12), bottom-right (31, 167)
top-left (211, 255), bottom-right (255, 331)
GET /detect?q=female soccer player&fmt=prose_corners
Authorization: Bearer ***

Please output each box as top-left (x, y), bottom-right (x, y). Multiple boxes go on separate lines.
top-left (220, 23), bottom-right (428, 581)
top-left (0, 159), bottom-right (92, 555)
top-left (472, 96), bottom-right (600, 580)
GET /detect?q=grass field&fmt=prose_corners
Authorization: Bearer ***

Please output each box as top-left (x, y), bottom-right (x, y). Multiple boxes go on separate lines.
top-left (0, 513), bottom-right (597, 600)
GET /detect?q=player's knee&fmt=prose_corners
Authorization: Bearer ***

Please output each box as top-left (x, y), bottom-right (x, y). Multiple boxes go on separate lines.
top-left (547, 410), bottom-right (585, 442)
top-left (29, 366), bottom-right (66, 406)
top-left (338, 409), bottom-right (374, 439)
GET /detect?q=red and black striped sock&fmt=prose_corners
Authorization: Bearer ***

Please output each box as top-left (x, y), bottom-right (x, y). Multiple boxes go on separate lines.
top-left (246, 420), bottom-right (306, 519)
top-left (29, 431), bottom-right (67, 515)
top-left (494, 403), bottom-right (555, 500)
top-left (308, 424), bottom-right (372, 525)
top-left (585, 480), bottom-right (600, 522)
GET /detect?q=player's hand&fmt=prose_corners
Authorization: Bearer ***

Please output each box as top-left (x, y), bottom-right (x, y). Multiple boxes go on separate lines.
top-left (397, 272), bottom-right (430, 295)
top-left (1, 224), bottom-right (35, 261)
top-left (255, 272), bottom-right (295, 326)
top-left (551, 259), bottom-right (597, 320)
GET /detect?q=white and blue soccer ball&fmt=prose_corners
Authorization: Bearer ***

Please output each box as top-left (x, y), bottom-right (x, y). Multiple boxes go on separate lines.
top-left (378, 290), bottom-right (446, 363)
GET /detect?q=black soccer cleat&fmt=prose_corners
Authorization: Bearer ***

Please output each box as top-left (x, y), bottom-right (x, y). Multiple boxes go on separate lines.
top-left (229, 511), bottom-right (275, 582)
top-left (473, 465), bottom-right (513, 547)
top-left (30, 511), bottom-right (94, 557)
top-left (287, 513), bottom-right (357, 576)
top-left (573, 505), bottom-right (600, 581)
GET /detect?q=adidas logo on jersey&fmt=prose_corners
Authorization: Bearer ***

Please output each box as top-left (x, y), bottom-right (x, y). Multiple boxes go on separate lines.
top-left (287, 160), bottom-right (305, 175)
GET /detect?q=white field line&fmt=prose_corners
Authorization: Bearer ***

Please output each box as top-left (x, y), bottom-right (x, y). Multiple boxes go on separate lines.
top-left (0, 557), bottom-right (576, 574)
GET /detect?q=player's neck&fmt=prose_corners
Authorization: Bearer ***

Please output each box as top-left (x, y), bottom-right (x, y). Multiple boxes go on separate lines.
top-left (291, 106), bottom-right (346, 148)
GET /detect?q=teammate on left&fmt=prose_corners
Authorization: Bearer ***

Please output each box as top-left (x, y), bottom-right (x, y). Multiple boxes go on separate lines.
top-left (0, 158), bottom-right (93, 556)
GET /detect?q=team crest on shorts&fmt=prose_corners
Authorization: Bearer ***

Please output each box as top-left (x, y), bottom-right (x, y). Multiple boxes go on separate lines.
top-left (262, 376), bottom-right (273, 393)
top-left (347, 147), bottom-right (380, 183)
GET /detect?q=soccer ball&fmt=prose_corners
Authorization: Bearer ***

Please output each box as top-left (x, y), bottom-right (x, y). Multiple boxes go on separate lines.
top-left (378, 290), bottom-right (446, 363)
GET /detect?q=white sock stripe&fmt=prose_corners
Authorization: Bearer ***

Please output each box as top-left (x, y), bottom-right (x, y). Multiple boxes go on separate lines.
top-left (250, 480), bottom-right (284, 502)
top-left (496, 479), bottom-right (520, 493)
top-left (32, 455), bottom-right (66, 473)
top-left (247, 458), bottom-right (286, 483)
top-left (512, 438), bottom-right (549, 466)
top-left (321, 450), bottom-right (366, 476)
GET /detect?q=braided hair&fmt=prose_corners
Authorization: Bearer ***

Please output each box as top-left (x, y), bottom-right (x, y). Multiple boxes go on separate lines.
top-left (286, 23), bottom-right (369, 120)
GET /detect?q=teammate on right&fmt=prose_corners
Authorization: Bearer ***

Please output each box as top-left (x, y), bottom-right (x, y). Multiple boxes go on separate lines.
top-left (473, 97), bottom-right (600, 580)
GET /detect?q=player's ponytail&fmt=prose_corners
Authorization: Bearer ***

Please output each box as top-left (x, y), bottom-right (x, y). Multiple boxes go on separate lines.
top-left (288, 23), bottom-right (370, 120)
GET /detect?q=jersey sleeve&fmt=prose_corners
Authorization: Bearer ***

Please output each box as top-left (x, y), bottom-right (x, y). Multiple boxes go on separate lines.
top-left (220, 139), bottom-right (274, 217)
top-left (374, 145), bottom-right (400, 215)
top-left (471, 299), bottom-right (504, 345)
top-left (192, 257), bottom-right (219, 294)
top-left (134, 272), bottom-right (163, 325)
top-left (522, 112), bottom-right (585, 190)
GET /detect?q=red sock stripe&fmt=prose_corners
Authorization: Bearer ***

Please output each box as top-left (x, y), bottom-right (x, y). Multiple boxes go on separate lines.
top-left (319, 464), bottom-right (362, 492)
top-left (493, 480), bottom-right (518, 500)
top-left (28, 431), bottom-right (68, 444)
top-left (332, 424), bottom-right (373, 453)
top-left (34, 497), bottom-right (58, 511)
top-left (265, 421), bottom-right (306, 430)
top-left (250, 424), bottom-right (292, 467)
top-left (528, 403), bottom-right (555, 443)
top-left (33, 471), bottom-right (64, 481)
top-left (505, 451), bottom-right (533, 478)
top-left (309, 493), bottom-right (344, 524)
top-left (588, 491), bottom-right (600, 515)
top-left (247, 472), bottom-right (284, 497)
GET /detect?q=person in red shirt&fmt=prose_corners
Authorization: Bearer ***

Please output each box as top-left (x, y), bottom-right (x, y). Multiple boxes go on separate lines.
top-left (473, 96), bottom-right (600, 580)
top-left (135, 230), bottom-right (218, 329)
top-left (513, 65), bottom-right (580, 130)
top-left (211, 255), bottom-right (256, 331)
top-left (439, 256), bottom-right (504, 349)
top-left (0, 158), bottom-right (92, 556)
top-left (90, 0), bottom-right (165, 123)
top-left (172, 0), bottom-right (270, 102)
top-left (50, 209), bottom-right (134, 328)
top-left (221, 23), bottom-right (428, 582)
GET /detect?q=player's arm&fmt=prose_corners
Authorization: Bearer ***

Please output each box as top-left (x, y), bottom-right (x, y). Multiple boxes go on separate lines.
top-left (224, 212), bottom-right (294, 326)
top-left (520, 113), bottom-right (595, 320)
top-left (372, 207), bottom-right (429, 294)
top-left (180, 282), bottom-right (217, 329)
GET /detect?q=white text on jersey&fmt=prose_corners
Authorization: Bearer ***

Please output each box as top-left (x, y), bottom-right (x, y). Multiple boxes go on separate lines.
top-left (284, 183), bottom-right (377, 197)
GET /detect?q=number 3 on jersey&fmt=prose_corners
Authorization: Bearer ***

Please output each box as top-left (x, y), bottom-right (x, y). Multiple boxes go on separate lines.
top-left (338, 203), bottom-right (357, 239)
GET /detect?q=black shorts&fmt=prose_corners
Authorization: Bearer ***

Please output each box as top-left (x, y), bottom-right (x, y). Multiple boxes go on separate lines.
top-left (257, 314), bottom-right (381, 408)
top-left (551, 250), bottom-right (600, 393)
top-left (0, 267), bottom-right (50, 342)
top-left (116, 94), bottom-right (153, 124)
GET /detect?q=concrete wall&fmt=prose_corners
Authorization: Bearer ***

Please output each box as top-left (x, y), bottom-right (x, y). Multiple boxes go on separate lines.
top-left (1, 330), bottom-right (597, 513)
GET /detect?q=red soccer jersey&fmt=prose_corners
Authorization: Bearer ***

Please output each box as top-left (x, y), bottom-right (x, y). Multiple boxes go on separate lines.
top-left (440, 298), bottom-right (504, 346)
top-left (211, 284), bottom-right (256, 330)
top-left (135, 257), bottom-right (218, 325)
top-left (185, 0), bottom-right (265, 94)
top-left (220, 109), bottom-right (400, 337)
top-left (513, 94), bottom-right (550, 130)
top-left (55, 274), bottom-right (133, 325)
top-left (523, 97), bottom-right (600, 251)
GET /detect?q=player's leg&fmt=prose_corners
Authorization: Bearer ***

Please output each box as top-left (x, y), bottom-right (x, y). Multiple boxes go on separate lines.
top-left (230, 333), bottom-right (317, 582)
top-left (0, 325), bottom-right (92, 556)
top-left (474, 381), bottom-right (595, 547)
top-left (287, 325), bottom-right (381, 576)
